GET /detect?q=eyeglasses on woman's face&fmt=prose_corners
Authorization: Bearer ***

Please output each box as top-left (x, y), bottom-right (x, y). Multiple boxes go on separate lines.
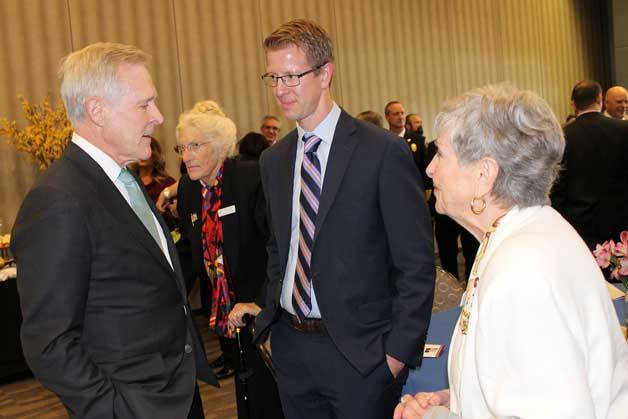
top-left (173, 141), bottom-right (211, 155)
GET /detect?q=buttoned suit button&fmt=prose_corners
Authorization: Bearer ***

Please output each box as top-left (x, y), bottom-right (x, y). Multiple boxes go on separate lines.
top-left (184, 344), bottom-right (192, 354)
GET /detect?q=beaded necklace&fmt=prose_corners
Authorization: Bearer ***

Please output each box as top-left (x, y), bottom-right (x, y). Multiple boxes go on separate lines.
top-left (459, 212), bottom-right (507, 335)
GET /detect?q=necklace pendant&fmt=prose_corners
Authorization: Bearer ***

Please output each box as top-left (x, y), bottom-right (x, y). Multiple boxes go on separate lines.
top-left (460, 309), bottom-right (470, 335)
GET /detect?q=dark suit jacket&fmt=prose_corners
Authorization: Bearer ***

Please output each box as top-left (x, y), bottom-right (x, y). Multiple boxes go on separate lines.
top-left (551, 112), bottom-right (628, 249)
top-left (404, 130), bottom-right (430, 189)
top-left (254, 110), bottom-right (435, 375)
top-left (11, 143), bottom-right (216, 419)
top-left (177, 158), bottom-right (269, 305)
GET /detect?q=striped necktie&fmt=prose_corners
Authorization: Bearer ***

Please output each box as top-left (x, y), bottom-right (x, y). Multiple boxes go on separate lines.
top-left (293, 133), bottom-right (322, 321)
top-left (117, 168), bottom-right (164, 252)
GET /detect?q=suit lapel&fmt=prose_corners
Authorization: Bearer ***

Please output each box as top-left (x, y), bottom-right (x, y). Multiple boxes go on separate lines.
top-left (186, 179), bottom-right (204, 266)
top-left (65, 144), bottom-right (181, 285)
top-left (314, 111), bottom-right (358, 242)
top-left (220, 160), bottom-right (239, 280)
top-left (276, 132), bottom-right (298, 263)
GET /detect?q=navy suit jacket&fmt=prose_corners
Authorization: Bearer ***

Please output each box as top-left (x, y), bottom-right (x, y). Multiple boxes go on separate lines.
top-left (552, 112), bottom-right (628, 249)
top-left (254, 110), bottom-right (435, 375)
top-left (11, 143), bottom-right (216, 419)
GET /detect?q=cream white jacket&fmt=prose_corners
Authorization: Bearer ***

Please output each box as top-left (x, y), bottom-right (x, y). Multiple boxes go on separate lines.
top-left (448, 206), bottom-right (628, 418)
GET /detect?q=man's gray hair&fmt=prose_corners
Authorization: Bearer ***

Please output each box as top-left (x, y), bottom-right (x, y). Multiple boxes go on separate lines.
top-left (434, 84), bottom-right (565, 208)
top-left (59, 42), bottom-right (148, 124)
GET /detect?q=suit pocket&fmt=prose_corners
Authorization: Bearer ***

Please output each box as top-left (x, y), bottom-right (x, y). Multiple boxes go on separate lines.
top-left (97, 352), bottom-right (166, 384)
top-left (358, 297), bottom-right (393, 325)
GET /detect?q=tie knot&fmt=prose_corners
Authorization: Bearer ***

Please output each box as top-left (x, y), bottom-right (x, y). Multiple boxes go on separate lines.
top-left (302, 133), bottom-right (322, 153)
top-left (117, 168), bottom-right (137, 186)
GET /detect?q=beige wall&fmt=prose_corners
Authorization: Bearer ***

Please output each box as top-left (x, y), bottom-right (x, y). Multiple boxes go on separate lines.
top-left (0, 0), bottom-right (605, 230)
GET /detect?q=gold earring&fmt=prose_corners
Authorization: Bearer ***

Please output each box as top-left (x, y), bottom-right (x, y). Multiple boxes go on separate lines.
top-left (470, 197), bottom-right (486, 215)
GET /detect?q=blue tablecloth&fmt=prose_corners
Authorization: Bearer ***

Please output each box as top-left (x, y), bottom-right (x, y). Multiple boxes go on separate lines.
top-left (403, 292), bottom-right (625, 395)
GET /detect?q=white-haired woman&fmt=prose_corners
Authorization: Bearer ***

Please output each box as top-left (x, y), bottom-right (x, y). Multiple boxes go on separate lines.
top-left (171, 100), bottom-right (284, 419)
top-left (394, 85), bottom-right (628, 419)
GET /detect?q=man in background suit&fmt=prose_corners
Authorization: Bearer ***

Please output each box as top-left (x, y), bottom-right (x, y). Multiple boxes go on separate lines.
top-left (260, 115), bottom-right (282, 145)
top-left (11, 42), bottom-right (216, 419)
top-left (385, 101), bottom-right (428, 182)
top-left (405, 113), bottom-right (423, 136)
top-left (603, 85), bottom-right (627, 120)
top-left (552, 80), bottom-right (628, 250)
top-left (254, 19), bottom-right (435, 419)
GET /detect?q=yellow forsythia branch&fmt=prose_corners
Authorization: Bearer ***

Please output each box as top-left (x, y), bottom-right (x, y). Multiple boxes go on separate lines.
top-left (0, 95), bottom-right (73, 170)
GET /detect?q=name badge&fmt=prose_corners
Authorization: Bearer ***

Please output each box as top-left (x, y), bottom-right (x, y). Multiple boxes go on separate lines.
top-left (218, 205), bottom-right (236, 218)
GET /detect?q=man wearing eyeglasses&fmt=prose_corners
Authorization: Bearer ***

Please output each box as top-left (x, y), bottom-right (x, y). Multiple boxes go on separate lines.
top-left (252, 19), bottom-right (435, 419)
top-left (260, 115), bottom-right (282, 145)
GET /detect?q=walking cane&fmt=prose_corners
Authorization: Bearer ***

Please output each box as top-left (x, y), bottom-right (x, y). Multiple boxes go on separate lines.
top-left (235, 317), bottom-right (253, 419)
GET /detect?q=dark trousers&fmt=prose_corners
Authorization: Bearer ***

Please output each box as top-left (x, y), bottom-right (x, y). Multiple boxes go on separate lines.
top-left (434, 212), bottom-right (479, 280)
top-left (271, 314), bottom-right (407, 419)
top-left (187, 384), bottom-right (205, 419)
top-left (234, 327), bottom-right (285, 419)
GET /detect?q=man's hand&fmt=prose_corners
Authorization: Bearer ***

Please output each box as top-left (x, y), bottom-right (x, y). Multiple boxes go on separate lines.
top-left (393, 390), bottom-right (450, 419)
top-left (386, 354), bottom-right (405, 378)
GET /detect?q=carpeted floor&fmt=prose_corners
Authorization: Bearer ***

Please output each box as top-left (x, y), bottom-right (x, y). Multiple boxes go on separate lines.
top-left (0, 314), bottom-right (237, 419)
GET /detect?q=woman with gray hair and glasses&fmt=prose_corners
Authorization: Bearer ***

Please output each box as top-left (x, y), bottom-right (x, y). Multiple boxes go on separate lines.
top-left (394, 84), bottom-right (628, 419)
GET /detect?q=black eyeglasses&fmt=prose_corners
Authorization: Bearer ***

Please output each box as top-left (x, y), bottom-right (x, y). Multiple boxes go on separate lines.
top-left (261, 62), bottom-right (327, 87)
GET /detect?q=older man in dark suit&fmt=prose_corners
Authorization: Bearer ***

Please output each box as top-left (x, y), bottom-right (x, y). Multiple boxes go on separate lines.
top-left (254, 19), bottom-right (435, 419)
top-left (552, 80), bottom-right (628, 250)
top-left (11, 42), bottom-right (216, 419)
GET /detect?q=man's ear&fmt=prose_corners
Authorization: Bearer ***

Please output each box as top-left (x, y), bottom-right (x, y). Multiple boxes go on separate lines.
top-left (319, 61), bottom-right (334, 89)
top-left (84, 96), bottom-right (106, 127)
top-left (476, 157), bottom-right (499, 197)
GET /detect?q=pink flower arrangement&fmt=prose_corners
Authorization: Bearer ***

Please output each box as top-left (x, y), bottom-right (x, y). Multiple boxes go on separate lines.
top-left (593, 231), bottom-right (628, 289)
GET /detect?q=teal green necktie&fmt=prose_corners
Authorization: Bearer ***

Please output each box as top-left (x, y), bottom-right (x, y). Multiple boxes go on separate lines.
top-left (117, 168), bottom-right (164, 251)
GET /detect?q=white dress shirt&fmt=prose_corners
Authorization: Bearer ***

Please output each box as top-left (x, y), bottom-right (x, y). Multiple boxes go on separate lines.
top-left (72, 133), bottom-right (173, 268)
top-left (280, 103), bottom-right (341, 317)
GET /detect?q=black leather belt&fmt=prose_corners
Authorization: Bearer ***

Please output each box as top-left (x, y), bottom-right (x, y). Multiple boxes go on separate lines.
top-left (281, 309), bottom-right (326, 334)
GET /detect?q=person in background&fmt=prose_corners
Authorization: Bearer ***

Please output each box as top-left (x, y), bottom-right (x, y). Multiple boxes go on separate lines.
top-left (11, 42), bottom-right (215, 419)
top-left (169, 100), bottom-right (284, 419)
top-left (385, 101), bottom-right (428, 183)
top-left (405, 113), bottom-right (423, 136)
top-left (260, 115), bottom-right (281, 145)
top-left (356, 110), bottom-right (384, 127)
top-left (603, 85), bottom-right (628, 120)
top-left (129, 136), bottom-right (176, 202)
top-left (129, 136), bottom-right (177, 229)
top-left (238, 131), bottom-right (270, 161)
top-left (394, 84), bottom-right (628, 419)
top-left (551, 80), bottom-right (628, 251)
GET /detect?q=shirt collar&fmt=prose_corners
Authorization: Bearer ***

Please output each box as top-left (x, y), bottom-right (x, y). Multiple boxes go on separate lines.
top-left (296, 102), bottom-right (341, 144)
top-left (71, 132), bottom-right (125, 184)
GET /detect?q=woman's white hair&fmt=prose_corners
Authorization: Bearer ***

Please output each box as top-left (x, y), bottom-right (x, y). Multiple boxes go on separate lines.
top-left (176, 100), bottom-right (238, 159)
top-left (434, 83), bottom-right (565, 208)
